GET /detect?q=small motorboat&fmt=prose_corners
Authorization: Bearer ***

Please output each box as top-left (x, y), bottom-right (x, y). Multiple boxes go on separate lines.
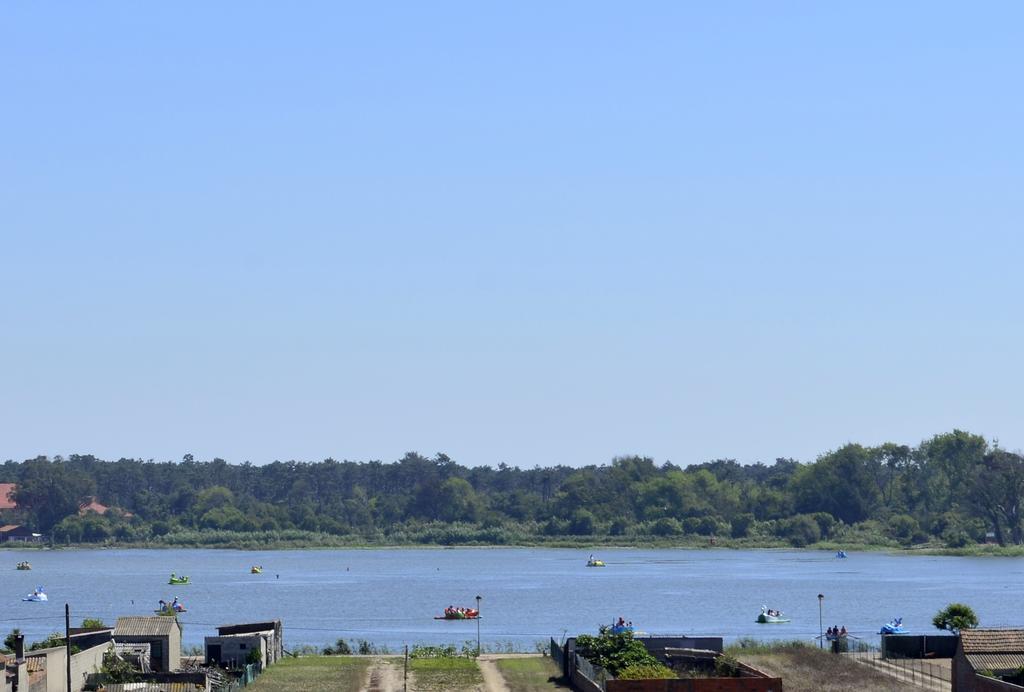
top-left (757, 605), bottom-right (790, 624)
top-left (250, 565), bottom-right (263, 574)
top-left (23, 587), bottom-right (48, 602)
top-left (168, 573), bottom-right (190, 585)
top-left (16, 561), bottom-right (31, 570)
top-left (836, 550), bottom-right (848, 559)
top-left (435, 607), bottom-right (480, 620)
top-left (880, 618), bottom-right (906, 635)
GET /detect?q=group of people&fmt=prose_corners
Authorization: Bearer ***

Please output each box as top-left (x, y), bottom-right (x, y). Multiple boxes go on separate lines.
top-left (764, 608), bottom-right (782, 617)
top-left (158, 596), bottom-right (186, 613)
top-left (444, 605), bottom-right (477, 617)
top-left (826, 625), bottom-right (848, 640)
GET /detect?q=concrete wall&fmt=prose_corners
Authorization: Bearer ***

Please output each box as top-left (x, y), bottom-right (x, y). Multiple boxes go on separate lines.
top-left (640, 637), bottom-right (725, 654)
top-left (28, 641), bottom-right (108, 692)
top-left (882, 634), bottom-right (958, 659)
top-left (607, 679), bottom-right (782, 692)
top-left (973, 674), bottom-right (1024, 691)
top-left (205, 635), bottom-right (267, 669)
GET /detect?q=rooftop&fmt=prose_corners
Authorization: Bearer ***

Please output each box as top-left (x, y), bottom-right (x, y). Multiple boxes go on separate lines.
top-left (0, 483), bottom-right (16, 510)
top-left (960, 629), bottom-right (1024, 653)
top-left (114, 617), bottom-right (181, 638)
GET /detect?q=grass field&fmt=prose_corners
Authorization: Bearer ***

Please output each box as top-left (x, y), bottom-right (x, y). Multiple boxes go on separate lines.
top-left (735, 645), bottom-right (910, 692)
top-left (495, 656), bottom-right (571, 691)
top-left (247, 656), bottom-right (370, 692)
top-left (409, 656), bottom-right (484, 691)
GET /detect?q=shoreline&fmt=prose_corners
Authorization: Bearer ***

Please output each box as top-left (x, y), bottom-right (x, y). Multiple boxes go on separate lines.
top-left (3, 536), bottom-right (1021, 557)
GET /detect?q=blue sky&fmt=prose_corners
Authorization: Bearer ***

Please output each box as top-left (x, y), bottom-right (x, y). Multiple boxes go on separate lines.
top-left (2, 2), bottom-right (1022, 467)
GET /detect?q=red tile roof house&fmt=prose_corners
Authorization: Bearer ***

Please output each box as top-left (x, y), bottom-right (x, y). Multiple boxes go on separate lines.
top-left (0, 483), bottom-right (17, 511)
top-left (953, 629), bottom-right (1024, 691)
top-left (78, 497), bottom-right (134, 518)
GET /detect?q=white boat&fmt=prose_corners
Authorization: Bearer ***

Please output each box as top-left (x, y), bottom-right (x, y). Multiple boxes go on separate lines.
top-left (23, 587), bottom-right (48, 602)
top-left (756, 605), bottom-right (790, 623)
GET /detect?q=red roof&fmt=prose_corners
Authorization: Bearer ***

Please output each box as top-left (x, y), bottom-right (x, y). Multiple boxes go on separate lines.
top-left (0, 483), bottom-right (16, 510)
top-left (79, 498), bottom-right (110, 515)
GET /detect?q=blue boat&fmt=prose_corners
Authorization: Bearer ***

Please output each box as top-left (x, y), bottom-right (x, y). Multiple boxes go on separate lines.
top-left (880, 617), bottom-right (906, 634)
top-left (836, 550), bottom-right (847, 558)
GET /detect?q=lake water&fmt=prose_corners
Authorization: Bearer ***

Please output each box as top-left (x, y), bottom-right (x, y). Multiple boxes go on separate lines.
top-left (3, 547), bottom-right (1022, 651)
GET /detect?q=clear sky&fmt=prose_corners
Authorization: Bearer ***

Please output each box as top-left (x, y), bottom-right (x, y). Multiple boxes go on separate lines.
top-left (2, 2), bottom-right (1022, 468)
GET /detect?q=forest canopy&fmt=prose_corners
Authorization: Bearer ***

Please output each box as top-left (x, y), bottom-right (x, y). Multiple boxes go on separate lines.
top-left (1, 430), bottom-right (1019, 550)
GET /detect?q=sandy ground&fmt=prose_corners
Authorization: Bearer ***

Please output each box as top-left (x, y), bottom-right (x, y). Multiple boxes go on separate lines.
top-left (476, 657), bottom-right (512, 692)
top-left (363, 657), bottom-right (408, 692)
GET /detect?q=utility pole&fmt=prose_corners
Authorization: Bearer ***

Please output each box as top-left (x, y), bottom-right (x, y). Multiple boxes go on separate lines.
top-left (475, 595), bottom-right (482, 657)
top-left (65, 603), bottom-right (71, 692)
top-left (817, 594), bottom-right (824, 650)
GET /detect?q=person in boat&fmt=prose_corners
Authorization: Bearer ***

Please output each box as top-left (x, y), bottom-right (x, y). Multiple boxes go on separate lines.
top-left (617, 617), bottom-right (625, 627)
top-left (839, 625), bottom-right (847, 637)
top-left (158, 599), bottom-right (167, 611)
top-left (826, 626), bottom-right (834, 639)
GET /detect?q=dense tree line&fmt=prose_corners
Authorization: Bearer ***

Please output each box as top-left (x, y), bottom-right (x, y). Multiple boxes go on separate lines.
top-left (1, 430), bottom-right (1020, 548)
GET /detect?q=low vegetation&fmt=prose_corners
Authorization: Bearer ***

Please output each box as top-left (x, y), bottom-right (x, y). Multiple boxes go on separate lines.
top-left (409, 656), bottom-right (483, 691)
top-left (730, 640), bottom-right (899, 692)
top-left (246, 656), bottom-right (371, 692)
top-left (494, 657), bottom-right (571, 691)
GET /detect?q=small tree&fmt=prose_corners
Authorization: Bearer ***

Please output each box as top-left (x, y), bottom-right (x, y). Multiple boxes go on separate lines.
top-left (933, 603), bottom-right (979, 633)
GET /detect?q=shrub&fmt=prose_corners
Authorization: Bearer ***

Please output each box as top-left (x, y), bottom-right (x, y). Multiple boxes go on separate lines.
top-left (651, 517), bottom-right (683, 536)
top-left (617, 663), bottom-right (677, 679)
top-left (933, 603), bottom-right (979, 633)
top-left (574, 628), bottom-right (663, 677)
top-left (780, 515), bottom-right (821, 547)
top-left (731, 513), bottom-right (755, 538)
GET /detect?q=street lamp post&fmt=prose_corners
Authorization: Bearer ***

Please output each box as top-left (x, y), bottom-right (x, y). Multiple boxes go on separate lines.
top-left (476, 595), bottom-right (482, 657)
top-left (817, 594), bottom-right (824, 649)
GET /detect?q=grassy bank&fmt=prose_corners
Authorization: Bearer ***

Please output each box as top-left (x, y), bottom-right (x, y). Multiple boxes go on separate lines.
top-left (729, 641), bottom-right (901, 692)
top-left (7, 529), bottom-right (1022, 555)
top-left (246, 655), bottom-right (370, 692)
top-left (495, 656), bottom-right (571, 691)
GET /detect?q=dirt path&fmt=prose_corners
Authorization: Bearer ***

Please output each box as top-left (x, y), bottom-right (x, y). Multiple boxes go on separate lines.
top-left (477, 657), bottom-right (511, 692)
top-left (364, 657), bottom-right (408, 692)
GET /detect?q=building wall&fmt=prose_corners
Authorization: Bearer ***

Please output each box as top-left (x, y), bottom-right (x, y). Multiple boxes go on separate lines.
top-left (205, 635), bottom-right (266, 669)
top-left (114, 633), bottom-right (178, 672)
top-left (607, 680), bottom-right (782, 692)
top-left (29, 642), bottom-right (108, 692)
top-left (954, 648), bottom-right (976, 692)
top-left (973, 674), bottom-right (1024, 691)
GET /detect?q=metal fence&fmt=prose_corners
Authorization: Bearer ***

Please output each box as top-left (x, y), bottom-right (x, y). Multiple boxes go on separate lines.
top-left (575, 652), bottom-right (612, 692)
top-left (550, 638), bottom-right (564, 672)
top-left (844, 648), bottom-right (952, 688)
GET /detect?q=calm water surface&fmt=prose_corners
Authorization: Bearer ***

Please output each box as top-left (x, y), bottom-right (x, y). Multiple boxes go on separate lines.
top-left (3, 547), bottom-right (1022, 650)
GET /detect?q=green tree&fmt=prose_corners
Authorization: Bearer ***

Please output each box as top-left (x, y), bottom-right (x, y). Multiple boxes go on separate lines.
top-left (933, 603), bottom-right (979, 633)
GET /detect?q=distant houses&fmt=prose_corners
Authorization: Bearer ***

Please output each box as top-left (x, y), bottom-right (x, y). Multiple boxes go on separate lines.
top-left (2, 615), bottom-right (282, 691)
top-left (0, 525), bottom-right (43, 544)
top-left (0, 484), bottom-right (16, 512)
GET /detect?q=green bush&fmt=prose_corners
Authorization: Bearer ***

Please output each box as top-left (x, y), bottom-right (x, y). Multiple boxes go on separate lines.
top-left (574, 628), bottom-right (662, 677)
top-left (617, 663), bottom-right (677, 679)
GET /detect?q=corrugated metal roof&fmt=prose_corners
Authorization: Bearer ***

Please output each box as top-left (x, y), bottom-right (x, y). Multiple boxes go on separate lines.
top-left (961, 629), bottom-right (1024, 653)
top-left (966, 653), bottom-right (1024, 671)
top-left (113, 616), bottom-right (180, 638)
